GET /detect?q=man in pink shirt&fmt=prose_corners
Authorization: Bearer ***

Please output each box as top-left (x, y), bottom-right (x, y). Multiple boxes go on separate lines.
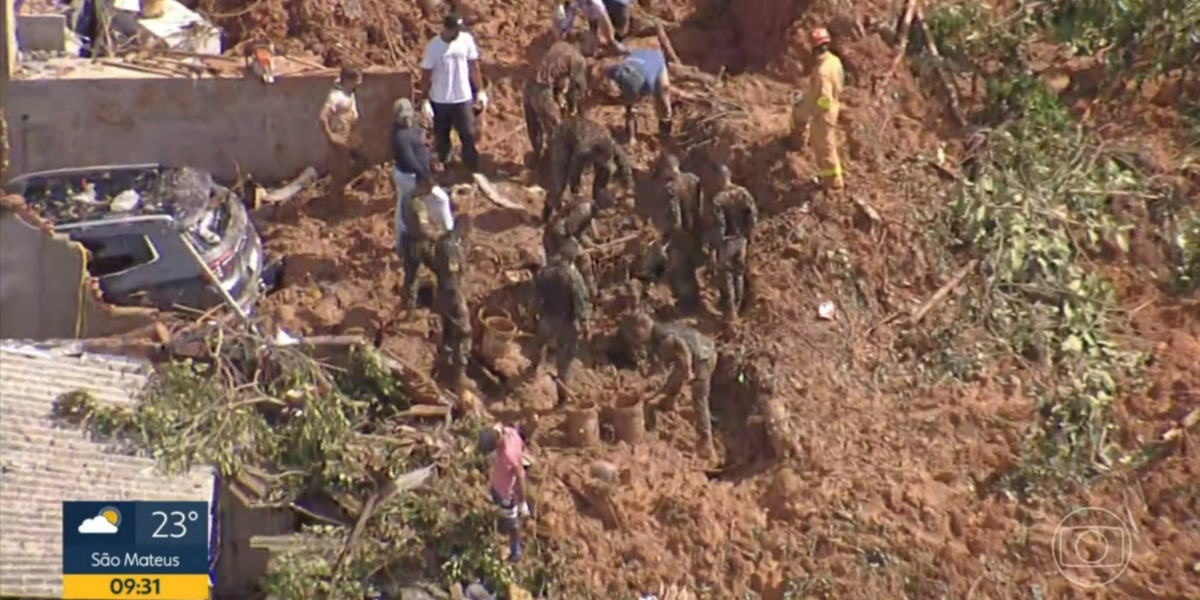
top-left (488, 423), bottom-right (529, 561)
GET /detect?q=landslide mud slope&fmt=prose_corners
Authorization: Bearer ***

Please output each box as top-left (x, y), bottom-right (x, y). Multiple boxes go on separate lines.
top-left (202, 0), bottom-right (1199, 596)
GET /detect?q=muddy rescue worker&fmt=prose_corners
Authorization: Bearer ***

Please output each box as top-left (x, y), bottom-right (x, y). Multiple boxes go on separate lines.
top-left (543, 197), bottom-right (598, 296)
top-left (546, 117), bottom-right (635, 220)
top-left (398, 179), bottom-right (454, 307)
top-left (623, 313), bottom-right (719, 458)
top-left (319, 67), bottom-right (364, 201)
top-left (553, 0), bottom-right (627, 52)
top-left (535, 38), bottom-right (591, 115)
top-left (533, 238), bottom-right (593, 387)
top-left (433, 219), bottom-right (473, 394)
top-left (790, 27), bottom-right (845, 191)
top-left (607, 48), bottom-right (673, 139)
top-left (708, 164), bottom-right (757, 320)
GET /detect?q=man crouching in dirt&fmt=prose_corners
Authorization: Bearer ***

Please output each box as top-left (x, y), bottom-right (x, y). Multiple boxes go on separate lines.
top-left (433, 219), bottom-right (474, 394)
top-left (533, 238), bottom-right (593, 390)
top-left (319, 67), bottom-right (364, 201)
top-left (622, 313), bottom-right (718, 458)
top-left (535, 35), bottom-right (593, 116)
top-left (708, 164), bottom-right (757, 322)
top-left (546, 117), bottom-right (635, 221)
top-left (543, 197), bottom-right (598, 296)
top-left (607, 47), bottom-right (673, 139)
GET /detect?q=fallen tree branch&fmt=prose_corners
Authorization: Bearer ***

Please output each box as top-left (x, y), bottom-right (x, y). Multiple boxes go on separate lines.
top-left (914, 9), bottom-right (968, 128)
top-left (879, 0), bottom-right (919, 92)
top-left (473, 173), bottom-right (528, 212)
top-left (909, 259), bottom-right (979, 325)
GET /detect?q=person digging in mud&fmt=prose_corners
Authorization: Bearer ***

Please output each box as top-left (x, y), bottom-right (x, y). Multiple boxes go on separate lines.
top-left (606, 47), bottom-right (673, 139)
top-left (552, 0), bottom-right (628, 53)
top-left (542, 196), bottom-right (598, 297)
top-left (319, 67), bottom-right (364, 201)
top-left (535, 36), bottom-right (593, 115)
top-left (523, 78), bottom-right (565, 168)
top-left (789, 27), bottom-right (846, 192)
top-left (398, 179), bottom-right (455, 308)
top-left (708, 164), bottom-right (758, 320)
top-left (433, 219), bottom-right (474, 393)
top-left (533, 238), bottom-right (593, 389)
top-left (545, 116), bottom-right (635, 221)
top-left (622, 313), bottom-right (718, 458)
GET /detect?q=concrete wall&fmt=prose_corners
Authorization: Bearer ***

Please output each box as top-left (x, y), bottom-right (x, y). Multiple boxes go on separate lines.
top-left (213, 478), bottom-right (294, 597)
top-left (3, 70), bottom-right (411, 184)
top-left (0, 201), bottom-right (160, 339)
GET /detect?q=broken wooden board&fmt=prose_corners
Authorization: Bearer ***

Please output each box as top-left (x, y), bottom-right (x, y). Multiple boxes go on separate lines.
top-left (473, 172), bottom-right (527, 211)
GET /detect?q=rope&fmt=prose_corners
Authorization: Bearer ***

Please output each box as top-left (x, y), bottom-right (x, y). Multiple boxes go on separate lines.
top-left (74, 242), bottom-right (89, 338)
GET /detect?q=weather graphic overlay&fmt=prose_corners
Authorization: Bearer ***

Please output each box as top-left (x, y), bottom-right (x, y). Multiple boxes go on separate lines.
top-left (62, 502), bottom-right (210, 600)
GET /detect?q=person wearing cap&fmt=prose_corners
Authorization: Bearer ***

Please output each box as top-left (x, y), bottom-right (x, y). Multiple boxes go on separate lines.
top-left (606, 47), bottom-right (672, 139)
top-left (319, 67), bottom-right (364, 201)
top-left (553, 0), bottom-right (628, 52)
top-left (790, 27), bottom-right (845, 191)
top-left (420, 15), bottom-right (487, 173)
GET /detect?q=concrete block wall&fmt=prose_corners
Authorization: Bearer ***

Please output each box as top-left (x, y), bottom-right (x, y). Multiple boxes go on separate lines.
top-left (0, 202), bottom-right (161, 340)
top-left (2, 70), bottom-right (411, 184)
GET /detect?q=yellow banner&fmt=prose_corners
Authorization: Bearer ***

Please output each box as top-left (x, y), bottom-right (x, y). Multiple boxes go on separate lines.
top-left (62, 575), bottom-right (209, 600)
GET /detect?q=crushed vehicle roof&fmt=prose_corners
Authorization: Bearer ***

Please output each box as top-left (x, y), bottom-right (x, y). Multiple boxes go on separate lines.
top-left (4, 164), bottom-right (224, 227)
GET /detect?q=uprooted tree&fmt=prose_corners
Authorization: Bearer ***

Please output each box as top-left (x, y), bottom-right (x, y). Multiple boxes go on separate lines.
top-left (52, 326), bottom-right (568, 599)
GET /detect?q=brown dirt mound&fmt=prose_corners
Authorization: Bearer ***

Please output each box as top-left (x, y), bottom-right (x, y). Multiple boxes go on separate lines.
top-left (214, 0), bottom-right (1200, 597)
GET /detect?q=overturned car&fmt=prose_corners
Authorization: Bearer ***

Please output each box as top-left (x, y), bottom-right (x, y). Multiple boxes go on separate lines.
top-left (3, 164), bottom-right (265, 314)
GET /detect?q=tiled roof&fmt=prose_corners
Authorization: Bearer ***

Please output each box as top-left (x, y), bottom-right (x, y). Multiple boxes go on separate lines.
top-left (0, 341), bottom-right (214, 599)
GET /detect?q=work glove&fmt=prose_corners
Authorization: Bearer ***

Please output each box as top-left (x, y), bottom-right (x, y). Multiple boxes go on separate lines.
top-left (474, 91), bottom-right (490, 112)
top-left (518, 501), bottom-right (531, 517)
top-left (421, 100), bottom-right (434, 120)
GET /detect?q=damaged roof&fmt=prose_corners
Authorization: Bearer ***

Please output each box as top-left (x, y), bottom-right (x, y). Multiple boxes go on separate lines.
top-left (0, 341), bottom-right (214, 599)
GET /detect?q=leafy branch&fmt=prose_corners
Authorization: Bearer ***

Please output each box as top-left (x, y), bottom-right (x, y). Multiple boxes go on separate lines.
top-left (50, 326), bottom-right (566, 598)
top-left (942, 76), bottom-right (1156, 495)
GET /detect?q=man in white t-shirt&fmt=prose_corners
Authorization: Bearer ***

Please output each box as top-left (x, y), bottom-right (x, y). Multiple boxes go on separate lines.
top-left (319, 67), bottom-right (364, 200)
top-left (420, 15), bottom-right (488, 173)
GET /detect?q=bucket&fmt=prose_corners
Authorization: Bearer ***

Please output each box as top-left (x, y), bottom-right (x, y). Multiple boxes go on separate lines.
top-left (565, 401), bottom-right (600, 447)
top-left (140, 0), bottom-right (167, 19)
top-left (611, 393), bottom-right (645, 444)
top-left (480, 316), bottom-right (518, 362)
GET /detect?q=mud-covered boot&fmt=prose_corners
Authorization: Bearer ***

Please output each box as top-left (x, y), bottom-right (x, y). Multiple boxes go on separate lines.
top-left (658, 118), bottom-right (673, 138)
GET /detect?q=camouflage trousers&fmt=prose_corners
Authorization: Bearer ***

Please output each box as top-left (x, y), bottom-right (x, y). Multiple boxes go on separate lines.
top-left (666, 263), bottom-right (701, 311)
top-left (716, 237), bottom-right (749, 319)
top-left (438, 317), bottom-right (472, 382)
top-left (399, 236), bottom-right (436, 306)
top-left (690, 358), bottom-right (716, 445)
top-left (535, 317), bottom-right (581, 385)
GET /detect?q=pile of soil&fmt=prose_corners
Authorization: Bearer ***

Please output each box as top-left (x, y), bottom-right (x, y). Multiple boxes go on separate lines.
top-left (204, 0), bottom-right (1199, 597)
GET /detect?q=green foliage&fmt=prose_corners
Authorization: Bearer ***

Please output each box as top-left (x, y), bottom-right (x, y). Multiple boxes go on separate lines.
top-left (52, 342), bottom-right (567, 599)
top-left (945, 77), bottom-right (1155, 494)
top-left (922, 0), bottom-right (1200, 89)
top-left (1037, 0), bottom-right (1200, 80)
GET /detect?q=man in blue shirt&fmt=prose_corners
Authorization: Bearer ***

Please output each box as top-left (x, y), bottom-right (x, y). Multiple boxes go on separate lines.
top-left (606, 47), bottom-right (672, 139)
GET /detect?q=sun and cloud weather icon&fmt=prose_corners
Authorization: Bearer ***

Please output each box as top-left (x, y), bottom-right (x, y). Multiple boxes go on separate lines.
top-left (78, 506), bottom-right (122, 534)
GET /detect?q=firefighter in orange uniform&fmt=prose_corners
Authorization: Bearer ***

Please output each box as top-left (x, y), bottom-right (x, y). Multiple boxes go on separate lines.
top-left (790, 27), bottom-right (845, 191)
